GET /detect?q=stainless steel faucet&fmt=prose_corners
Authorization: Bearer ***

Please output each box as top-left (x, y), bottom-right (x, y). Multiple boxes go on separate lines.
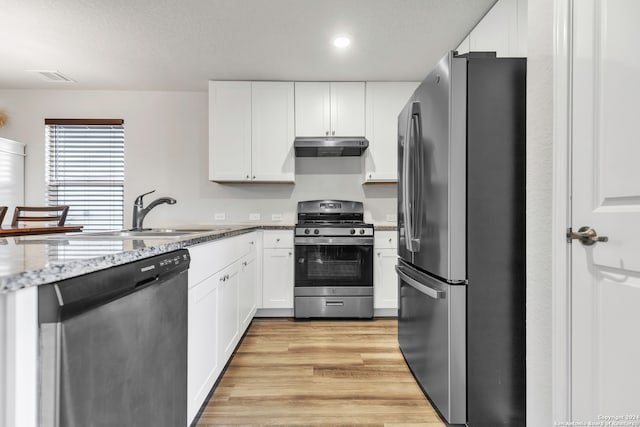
top-left (131, 190), bottom-right (176, 230)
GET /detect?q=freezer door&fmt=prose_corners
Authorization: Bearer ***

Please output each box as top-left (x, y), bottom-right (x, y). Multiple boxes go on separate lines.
top-left (410, 52), bottom-right (466, 282)
top-left (397, 259), bottom-right (466, 424)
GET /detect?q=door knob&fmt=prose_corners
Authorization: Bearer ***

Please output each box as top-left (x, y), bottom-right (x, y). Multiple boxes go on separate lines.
top-left (567, 226), bottom-right (608, 246)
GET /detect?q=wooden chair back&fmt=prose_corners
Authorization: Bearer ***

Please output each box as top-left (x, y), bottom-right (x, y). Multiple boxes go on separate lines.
top-left (11, 206), bottom-right (70, 226)
top-left (0, 206), bottom-right (7, 224)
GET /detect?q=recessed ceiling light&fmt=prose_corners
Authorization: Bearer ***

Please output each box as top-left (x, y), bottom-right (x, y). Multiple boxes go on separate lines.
top-left (333, 36), bottom-right (351, 48)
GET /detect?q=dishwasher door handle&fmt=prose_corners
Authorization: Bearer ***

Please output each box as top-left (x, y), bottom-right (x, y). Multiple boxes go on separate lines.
top-left (396, 265), bottom-right (446, 299)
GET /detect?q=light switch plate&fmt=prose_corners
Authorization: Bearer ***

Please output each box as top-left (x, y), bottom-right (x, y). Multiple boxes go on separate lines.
top-left (214, 213), bottom-right (226, 221)
top-left (271, 213), bottom-right (283, 221)
top-left (249, 213), bottom-right (261, 221)
top-left (386, 214), bottom-right (397, 222)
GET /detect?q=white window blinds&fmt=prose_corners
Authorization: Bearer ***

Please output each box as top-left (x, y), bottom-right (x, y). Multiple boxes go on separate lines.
top-left (45, 119), bottom-right (124, 231)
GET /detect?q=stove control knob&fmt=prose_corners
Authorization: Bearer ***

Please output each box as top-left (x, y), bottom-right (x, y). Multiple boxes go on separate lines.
top-left (304, 229), bottom-right (310, 235)
top-left (350, 229), bottom-right (356, 235)
top-left (314, 229), bottom-right (320, 235)
top-left (359, 229), bottom-right (366, 235)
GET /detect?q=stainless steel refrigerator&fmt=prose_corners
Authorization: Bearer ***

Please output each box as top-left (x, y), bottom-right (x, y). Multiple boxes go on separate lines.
top-left (397, 51), bottom-right (526, 426)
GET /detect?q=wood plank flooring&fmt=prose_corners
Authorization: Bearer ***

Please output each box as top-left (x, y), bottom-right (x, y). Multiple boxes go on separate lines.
top-left (196, 318), bottom-right (445, 426)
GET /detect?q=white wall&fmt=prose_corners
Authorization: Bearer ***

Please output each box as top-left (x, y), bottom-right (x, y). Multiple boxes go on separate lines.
top-left (526, 0), bottom-right (553, 425)
top-left (0, 90), bottom-right (396, 227)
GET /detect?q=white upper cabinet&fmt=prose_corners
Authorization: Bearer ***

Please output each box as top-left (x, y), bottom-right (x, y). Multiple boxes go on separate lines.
top-left (294, 82), bottom-right (331, 137)
top-left (456, 0), bottom-right (527, 57)
top-left (363, 82), bottom-right (419, 183)
top-left (251, 82), bottom-right (295, 182)
top-left (295, 82), bottom-right (365, 137)
top-left (209, 81), bottom-right (295, 183)
top-left (209, 81), bottom-right (252, 181)
top-left (330, 82), bottom-right (366, 136)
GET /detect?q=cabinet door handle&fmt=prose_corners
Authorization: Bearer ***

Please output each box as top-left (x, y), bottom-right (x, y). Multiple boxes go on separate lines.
top-left (332, 130), bottom-right (335, 136)
top-left (288, 252), bottom-right (292, 256)
top-left (325, 131), bottom-right (329, 136)
top-left (276, 238), bottom-right (280, 242)
top-left (246, 175), bottom-right (249, 179)
top-left (377, 252), bottom-right (381, 256)
top-left (252, 176), bottom-right (256, 180)
top-left (242, 261), bottom-right (247, 266)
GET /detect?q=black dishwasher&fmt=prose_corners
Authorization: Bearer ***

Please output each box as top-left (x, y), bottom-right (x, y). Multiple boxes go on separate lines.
top-left (38, 249), bottom-right (190, 427)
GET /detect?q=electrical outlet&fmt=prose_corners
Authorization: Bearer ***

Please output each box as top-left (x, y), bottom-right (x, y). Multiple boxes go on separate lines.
top-left (249, 213), bottom-right (261, 221)
top-left (214, 213), bottom-right (226, 221)
top-left (386, 214), bottom-right (397, 222)
top-left (271, 213), bottom-right (283, 221)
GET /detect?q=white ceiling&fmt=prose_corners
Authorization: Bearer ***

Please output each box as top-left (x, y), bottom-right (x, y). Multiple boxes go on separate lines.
top-left (0, 0), bottom-right (496, 91)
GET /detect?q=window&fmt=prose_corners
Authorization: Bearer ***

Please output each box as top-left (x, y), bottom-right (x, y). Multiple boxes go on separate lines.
top-left (45, 119), bottom-right (124, 231)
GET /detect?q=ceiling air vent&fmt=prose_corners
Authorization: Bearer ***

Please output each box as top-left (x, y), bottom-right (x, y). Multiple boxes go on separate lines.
top-left (27, 70), bottom-right (75, 83)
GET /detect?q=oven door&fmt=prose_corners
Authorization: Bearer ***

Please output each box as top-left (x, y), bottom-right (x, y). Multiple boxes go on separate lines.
top-left (294, 236), bottom-right (373, 290)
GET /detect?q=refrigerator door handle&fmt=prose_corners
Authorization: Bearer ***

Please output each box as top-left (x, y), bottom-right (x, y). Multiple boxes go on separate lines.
top-left (402, 110), bottom-right (414, 252)
top-left (395, 265), bottom-right (445, 299)
top-left (409, 108), bottom-right (422, 252)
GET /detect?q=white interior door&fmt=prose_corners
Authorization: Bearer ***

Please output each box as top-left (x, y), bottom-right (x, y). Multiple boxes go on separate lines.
top-left (570, 0), bottom-right (640, 421)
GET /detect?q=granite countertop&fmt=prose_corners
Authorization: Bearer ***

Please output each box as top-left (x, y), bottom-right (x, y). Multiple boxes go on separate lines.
top-left (0, 224), bottom-right (293, 294)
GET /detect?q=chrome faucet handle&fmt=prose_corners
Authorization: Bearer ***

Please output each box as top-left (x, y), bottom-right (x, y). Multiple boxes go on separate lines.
top-left (134, 190), bottom-right (156, 206)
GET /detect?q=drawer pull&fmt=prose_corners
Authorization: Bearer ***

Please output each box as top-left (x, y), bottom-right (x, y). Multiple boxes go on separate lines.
top-left (325, 301), bottom-right (344, 307)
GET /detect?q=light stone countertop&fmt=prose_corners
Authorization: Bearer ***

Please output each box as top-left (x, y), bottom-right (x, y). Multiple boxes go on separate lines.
top-left (0, 224), bottom-right (293, 293)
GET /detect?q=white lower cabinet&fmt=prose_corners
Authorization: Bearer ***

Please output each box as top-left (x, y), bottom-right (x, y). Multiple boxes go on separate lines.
top-left (218, 262), bottom-right (240, 362)
top-left (188, 271), bottom-right (221, 422)
top-left (374, 249), bottom-right (398, 309)
top-left (187, 232), bottom-right (259, 425)
top-left (262, 248), bottom-right (294, 309)
top-left (261, 230), bottom-right (294, 310)
top-left (238, 250), bottom-right (258, 331)
top-left (374, 231), bottom-right (399, 314)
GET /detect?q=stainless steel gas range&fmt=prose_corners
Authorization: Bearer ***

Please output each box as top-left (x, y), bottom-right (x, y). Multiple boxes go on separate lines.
top-left (294, 200), bottom-right (374, 319)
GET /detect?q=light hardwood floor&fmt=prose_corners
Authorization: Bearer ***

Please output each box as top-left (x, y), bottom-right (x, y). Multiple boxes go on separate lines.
top-left (196, 318), bottom-right (445, 426)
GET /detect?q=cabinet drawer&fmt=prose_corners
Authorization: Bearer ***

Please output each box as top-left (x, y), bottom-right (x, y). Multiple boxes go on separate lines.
top-left (263, 230), bottom-right (293, 248)
top-left (189, 233), bottom-right (256, 287)
top-left (188, 240), bottom-right (225, 286)
top-left (294, 296), bottom-right (373, 319)
top-left (236, 231), bottom-right (258, 255)
top-left (375, 231), bottom-right (397, 249)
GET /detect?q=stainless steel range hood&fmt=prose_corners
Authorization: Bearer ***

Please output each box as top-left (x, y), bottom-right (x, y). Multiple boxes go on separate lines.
top-left (294, 137), bottom-right (369, 157)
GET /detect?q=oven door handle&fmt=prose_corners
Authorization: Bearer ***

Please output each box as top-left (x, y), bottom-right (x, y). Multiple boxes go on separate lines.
top-left (294, 236), bottom-right (374, 246)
